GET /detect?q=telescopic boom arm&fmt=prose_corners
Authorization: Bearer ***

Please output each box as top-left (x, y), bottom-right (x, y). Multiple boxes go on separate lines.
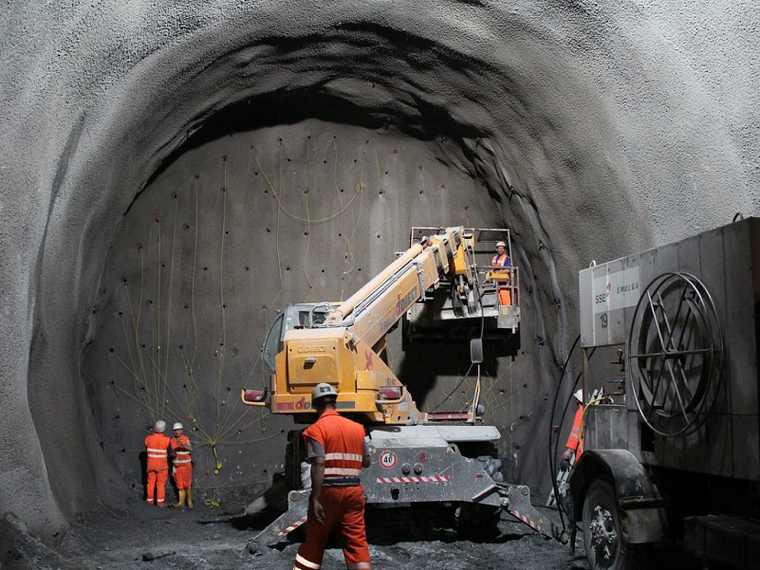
top-left (243, 227), bottom-right (478, 425)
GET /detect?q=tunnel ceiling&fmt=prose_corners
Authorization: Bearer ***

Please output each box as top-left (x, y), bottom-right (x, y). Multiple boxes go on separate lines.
top-left (1, 0), bottom-right (758, 538)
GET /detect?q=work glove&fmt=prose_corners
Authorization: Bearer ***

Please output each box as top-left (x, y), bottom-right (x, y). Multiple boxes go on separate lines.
top-left (560, 459), bottom-right (571, 472)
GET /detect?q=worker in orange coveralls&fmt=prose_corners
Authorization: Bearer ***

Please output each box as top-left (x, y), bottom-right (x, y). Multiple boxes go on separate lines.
top-left (561, 390), bottom-right (585, 470)
top-left (144, 420), bottom-right (171, 507)
top-left (293, 382), bottom-right (372, 570)
top-left (170, 422), bottom-right (194, 509)
top-left (492, 240), bottom-right (512, 306)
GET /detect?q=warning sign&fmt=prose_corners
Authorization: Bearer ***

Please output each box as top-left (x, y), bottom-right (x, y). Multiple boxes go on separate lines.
top-left (379, 450), bottom-right (398, 469)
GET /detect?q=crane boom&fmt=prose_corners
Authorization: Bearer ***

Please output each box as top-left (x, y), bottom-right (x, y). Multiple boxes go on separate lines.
top-left (329, 228), bottom-right (470, 351)
top-left (242, 226), bottom-right (516, 425)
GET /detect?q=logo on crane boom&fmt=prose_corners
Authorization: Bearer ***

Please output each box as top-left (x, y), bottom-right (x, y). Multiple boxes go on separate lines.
top-left (395, 286), bottom-right (419, 317)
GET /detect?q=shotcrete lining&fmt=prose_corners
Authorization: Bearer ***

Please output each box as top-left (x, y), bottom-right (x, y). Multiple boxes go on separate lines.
top-left (0, 0), bottom-right (756, 538)
top-left (85, 119), bottom-right (523, 504)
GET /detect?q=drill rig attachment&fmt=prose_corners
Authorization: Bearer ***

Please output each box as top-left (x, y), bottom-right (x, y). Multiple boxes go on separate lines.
top-left (241, 227), bottom-right (559, 551)
top-left (242, 226), bottom-right (519, 424)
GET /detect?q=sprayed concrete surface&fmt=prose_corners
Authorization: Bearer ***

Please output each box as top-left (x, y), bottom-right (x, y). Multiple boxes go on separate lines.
top-left (1, 0), bottom-right (759, 564)
top-left (81, 117), bottom-right (544, 504)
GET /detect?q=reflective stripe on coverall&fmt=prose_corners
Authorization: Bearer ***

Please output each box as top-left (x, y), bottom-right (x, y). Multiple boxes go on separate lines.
top-left (294, 410), bottom-right (371, 570)
top-left (565, 404), bottom-right (584, 458)
top-left (171, 434), bottom-right (192, 490)
top-left (492, 253), bottom-right (512, 306)
top-left (145, 432), bottom-right (171, 505)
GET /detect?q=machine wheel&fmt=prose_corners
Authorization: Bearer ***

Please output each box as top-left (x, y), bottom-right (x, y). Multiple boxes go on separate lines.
top-left (455, 503), bottom-right (501, 540)
top-left (582, 478), bottom-right (647, 570)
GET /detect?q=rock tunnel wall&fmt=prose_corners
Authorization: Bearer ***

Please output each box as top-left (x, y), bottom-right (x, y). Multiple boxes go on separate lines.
top-left (1, 0), bottom-right (758, 539)
top-left (83, 116), bottom-right (525, 503)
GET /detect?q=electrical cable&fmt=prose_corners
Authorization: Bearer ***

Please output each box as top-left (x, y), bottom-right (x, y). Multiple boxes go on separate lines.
top-left (431, 271), bottom-right (486, 412)
top-left (582, 396), bottom-right (608, 420)
top-left (254, 151), bottom-right (363, 224)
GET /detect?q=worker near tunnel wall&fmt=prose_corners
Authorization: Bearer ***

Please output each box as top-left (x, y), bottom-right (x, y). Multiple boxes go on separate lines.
top-left (294, 383), bottom-right (372, 570)
top-left (561, 390), bottom-right (585, 468)
top-left (170, 422), bottom-right (193, 509)
top-left (492, 240), bottom-right (512, 306)
top-left (144, 420), bottom-right (171, 507)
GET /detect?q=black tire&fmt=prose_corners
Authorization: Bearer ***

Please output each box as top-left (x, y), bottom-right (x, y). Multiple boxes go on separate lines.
top-left (455, 503), bottom-right (501, 541)
top-left (582, 477), bottom-right (648, 570)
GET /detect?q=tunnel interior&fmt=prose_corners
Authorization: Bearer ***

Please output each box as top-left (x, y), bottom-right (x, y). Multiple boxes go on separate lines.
top-left (84, 108), bottom-right (506, 496)
top-left (1, 0), bottom-right (757, 544)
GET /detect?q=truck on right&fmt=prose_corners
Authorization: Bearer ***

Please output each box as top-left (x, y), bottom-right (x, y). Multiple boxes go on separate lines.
top-left (570, 216), bottom-right (760, 570)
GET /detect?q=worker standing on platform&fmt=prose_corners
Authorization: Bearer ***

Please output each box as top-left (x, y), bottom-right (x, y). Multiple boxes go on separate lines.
top-left (170, 422), bottom-right (194, 509)
top-left (144, 420), bottom-right (171, 507)
top-left (492, 240), bottom-right (512, 306)
top-left (294, 383), bottom-right (372, 570)
top-left (561, 390), bottom-right (585, 469)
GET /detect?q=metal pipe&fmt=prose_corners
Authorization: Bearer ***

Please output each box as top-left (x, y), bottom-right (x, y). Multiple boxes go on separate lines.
top-left (471, 483), bottom-right (498, 501)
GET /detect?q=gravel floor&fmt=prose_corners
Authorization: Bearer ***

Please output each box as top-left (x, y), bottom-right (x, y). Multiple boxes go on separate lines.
top-left (2, 499), bottom-right (703, 569)
top-left (65, 500), bottom-right (587, 570)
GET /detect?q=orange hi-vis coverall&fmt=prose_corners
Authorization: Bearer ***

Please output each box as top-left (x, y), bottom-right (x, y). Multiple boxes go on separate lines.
top-left (294, 410), bottom-right (371, 570)
top-left (145, 432), bottom-right (171, 506)
top-left (492, 252), bottom-right (512, 306)
top-left (170, 435), bottom-right (192, 490)
top-left (565, 404), bottom-right (585, 459)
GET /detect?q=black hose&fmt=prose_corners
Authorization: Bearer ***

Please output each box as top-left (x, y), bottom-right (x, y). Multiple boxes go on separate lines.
top-left (549, 342), bottom-right (596, 529)
top-left (547, 334), bottom-right (579, 530)
top-left (431, 278), bottom-right (486, 412)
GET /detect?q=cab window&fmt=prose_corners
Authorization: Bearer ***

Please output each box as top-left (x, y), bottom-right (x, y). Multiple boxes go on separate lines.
top-left (262, 313), bottom-right (285, 373)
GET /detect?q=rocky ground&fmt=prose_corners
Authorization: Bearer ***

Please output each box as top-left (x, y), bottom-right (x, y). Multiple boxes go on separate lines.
top-left (1, 499), bottom-right (702, 570)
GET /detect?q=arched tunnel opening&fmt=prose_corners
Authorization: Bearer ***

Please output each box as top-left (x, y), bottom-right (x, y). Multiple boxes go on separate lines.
top-left (82, 90), bottom-right (551, 508)
top-left (1, 2), bottom-right (758, 568)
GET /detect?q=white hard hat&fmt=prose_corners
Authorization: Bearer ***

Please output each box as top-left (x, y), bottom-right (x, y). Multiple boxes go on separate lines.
top-left (311, 382), bottom-right (338, 401)
top-left (173, 422), bottom-right (183, 431)
top-left (496, 241), bottom-right (507, 248)
top-left (574, 390), bottom-right (583, 403)
top-left (154, 420), bottom-right (166, 433)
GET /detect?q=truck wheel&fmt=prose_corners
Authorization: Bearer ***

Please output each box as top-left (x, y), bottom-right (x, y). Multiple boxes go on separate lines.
top-left (582, 478), bottom-right (647, 570)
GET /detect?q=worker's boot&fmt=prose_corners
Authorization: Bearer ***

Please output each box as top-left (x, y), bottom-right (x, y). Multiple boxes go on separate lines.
top-left (186, 489), bottom-right (193, 509)
top-left (173, 490), bottom-right (186, 508)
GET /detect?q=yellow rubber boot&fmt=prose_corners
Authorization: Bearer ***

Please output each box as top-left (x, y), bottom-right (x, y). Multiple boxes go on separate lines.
top-left (173, 490), bottom-right (186, 508)
top-left (186, 489), bottom-right (193, 509)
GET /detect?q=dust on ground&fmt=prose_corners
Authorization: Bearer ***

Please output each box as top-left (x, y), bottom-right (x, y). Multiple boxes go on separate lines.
top-left (3, 499), bottom-right (701, 570)
top-left (3, 498), bottom-right (588, 570)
